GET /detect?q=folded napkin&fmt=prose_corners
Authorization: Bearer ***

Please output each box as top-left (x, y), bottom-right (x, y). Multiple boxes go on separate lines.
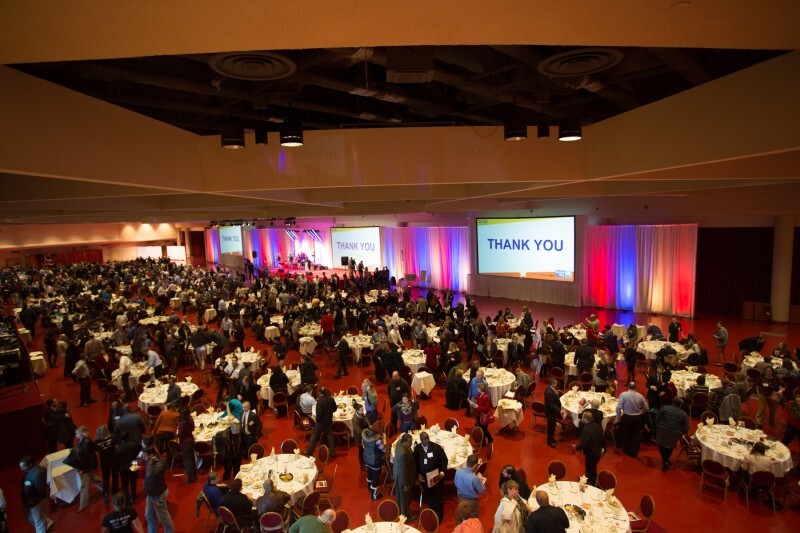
top-left (451, 426), bottom-right (457, 434)
top-left (339, 390), bottom-right (345, 396)
top-left (364, 513), bottom-right (374, 527)
top-left (606, 488), bottom-right (615, 497)
top-left (294, 448), bottom-right (300, 455)
top-left (728, 417), bottom-right (736, 427)
top-left (737, 420), bottom-right (745, 427)
top-left (697, 422), bottom-right (704, 429)
top-left (430, 424), bottom-right (440, 432)
top-left (571, 386), bottom-right (579, 393)
top-left (270, 447), bottom-right (276, 457)
top-left (705, 417), bottom-right (715, 426)
top-left (398, 515), bottom-right (407, 526)
top-left (579, 475), bottom-right (587, 485)
top-left (549, 474), bottom-right (556, 483)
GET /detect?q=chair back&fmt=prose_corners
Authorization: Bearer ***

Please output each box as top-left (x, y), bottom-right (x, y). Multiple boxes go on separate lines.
top-left (273, 391), bottom-right (287, 405)
top-left (702, 459), bottom-right (727, 477)
top-left (751, 470), bottom-right (776, 489)
top-left (551, 367), bottom-right (565, 380)
top-left (300, 491), bottom-right (320, 514)
top-left (249, 443), bottom-right (266, 459)
top-left (597, 470), bottom-right (617, 491)
top-left (699, 411), bottom-right (718, 424)
top-left (740, 416), bottom-right (757, 429)
top-left (331, 510), bottom-right (350, 533)
top-left (567, 380), bottom-right (580, 391)
top-left (532, 401), bottom-right (546, 415)
top-left (147, 405), bottom-right (163, 417)
top-left (418, 508), bottom-right (439, 533)
top-left (745, 368), bottom-right (761, 382)
top-left (516, 467), bottom-right (527, 483)
top-left (218, 506), bottom-right (237, 527)
top-left (475, 461), bottom-right (488, 477)
top-left (138, 373), bottom-right (151, 384)
top-left (259, 511), bottom-right (284, 532)
top-left (415, 415), bottom-right (428, 430)
top-left (332, 421), bottom-right (348, 434)
top-left (346, 385), bottom-right (359, 395)
top-left (377, 498), bottom-right (400, 522)
top-left (385, 423), bottom-right (396, 439)
top-left (167, 440), bottom-right (182, 456)
top-left (470, 426), bottom-right (484, 448)
top-left (194, 440), bottom-right (213, 455)
top-left (547, 460), bottom-right (567, 480)
top-left (639, 494), bottom-right (655, 521)
top-left (280, 439), bottom-right (299, 454)
top-left (722, 362), bottom-right (739, 375)
top-left (443, 418), bottom-right (459, 432)
top-left (191, 403), bottom-right (207, 415)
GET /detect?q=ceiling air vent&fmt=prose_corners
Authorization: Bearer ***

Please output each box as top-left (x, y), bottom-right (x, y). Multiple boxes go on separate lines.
top-left (386, 47), bottom-right (434, 83)
top-left (537, 48), bottom-right (623, 77)
top-left (208, 52), bottom-right (297, 81)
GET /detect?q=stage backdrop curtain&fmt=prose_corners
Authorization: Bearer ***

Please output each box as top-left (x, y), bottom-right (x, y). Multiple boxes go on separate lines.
top-left (243, 229), bottom-right (293, 270)
top-left (384, 226), bottom-right (470, 292)
top-left (204, 228), bottom-right (220, 264)
top-left (583, 224), bottom-right (697, 317)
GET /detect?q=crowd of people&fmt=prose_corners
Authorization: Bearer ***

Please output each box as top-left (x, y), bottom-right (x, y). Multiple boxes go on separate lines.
top-left (4, 257), bottom-right (800, 532)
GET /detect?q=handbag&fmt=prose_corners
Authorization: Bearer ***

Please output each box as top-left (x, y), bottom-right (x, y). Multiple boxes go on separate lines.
top-left (479, 412), bottom-right (495, 425)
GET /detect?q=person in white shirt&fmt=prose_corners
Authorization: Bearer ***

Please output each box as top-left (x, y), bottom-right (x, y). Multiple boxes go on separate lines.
top-left (224, 355), bottom-right (243, 394)
top-left (117, 352), bottom-right (134, 401)
top-left (298, 386), bottom-right (317, 416)
top-left (145, 349), bottom-right (164, 378)
top-left (221, 316), bottom-right (233, 337)
top-left (115, 313), bottom-right (128, 329)
top-left (388, 324), bottom-right (402, 347)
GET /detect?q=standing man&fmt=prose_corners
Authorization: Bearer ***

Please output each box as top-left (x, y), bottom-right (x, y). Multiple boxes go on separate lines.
top-left (544, 379), bottom-right (562, 449)
top-left (615, 382), bottom-right (649, 458)
top-left (240, 401), bottom-right (262, 452)
top-left (667, 316), bottom-right (682, 343)
top-left (392, 433), bottom-right (417, 518)
top-left (145, 347), bottom-right (164, 379)
top-left (361, 423), bottom-right (387, 500)
top-left (655, 397), bottom-right (690, 472)
top-left (454, 454), bottom-right (486, 523)
top-left (305, 387), bottom-right (336, 457)
top-left (117, 350), bottom-right (134, 401)
top-left (142, 447), bottom-right (174, 533)
top-left (20, 455), bottom-right (53, 532)
top-left (387, 371), bottom-right (411, 430)
top-left (525, 491), bottom-right (569, 533)
top-left (334, 335), bottom-right (350, 379)
top-left (574, 412), bottom-right (604, 486)
top-left (72, 354), bottom-right (95, 407)
top-left (713, 321), bottom-right (729, 364)
top-left (413, 432), bottom-right (448, 520)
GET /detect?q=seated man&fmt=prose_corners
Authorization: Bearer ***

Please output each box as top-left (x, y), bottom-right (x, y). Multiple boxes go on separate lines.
top-left (202, 472), bottom-right (228, 515)
top-left (255, 479), bottom-right (291, 522)
top-left (221, 479), bottom-right (255, 527)
top-left (297, 386), bottom-right (317, 416)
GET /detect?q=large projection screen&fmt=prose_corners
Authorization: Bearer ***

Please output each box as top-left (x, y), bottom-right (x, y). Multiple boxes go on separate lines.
top-left (219, 226), bottom-right (243, 255)
top-left (330, 227), bottom-right (381, 269)
top-left (476, 217), bottom-right (575, 282)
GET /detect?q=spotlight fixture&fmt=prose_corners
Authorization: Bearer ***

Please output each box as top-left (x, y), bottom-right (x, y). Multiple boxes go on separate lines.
top-left (537, 124), bottom-right (550, 139)
top-left (280, 121), bottom-right (304, 147)
top-left (503, 122), bottom-right (527, 141)
top-left (220, 123), bottom-right (245, 149)
top-left (558, 118), bottom-right (582, 141)
top-left (254, 125), bottom-right (269, 145)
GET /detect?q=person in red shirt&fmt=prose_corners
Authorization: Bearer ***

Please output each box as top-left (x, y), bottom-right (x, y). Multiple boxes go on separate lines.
top-left (320, 311), bottom-right (335, 351)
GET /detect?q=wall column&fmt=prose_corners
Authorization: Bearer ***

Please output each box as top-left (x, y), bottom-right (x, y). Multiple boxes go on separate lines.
top-left (770, 215), bottom-right (794, 322)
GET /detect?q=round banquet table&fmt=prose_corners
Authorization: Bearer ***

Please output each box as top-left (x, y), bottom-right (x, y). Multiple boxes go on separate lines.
top-left (567, 327), bottom-right (588, 341)
top-left (29, 351), bottom-right (47, 376)
top-left (112, 361), bottom-right (149, 390)
top-left (411, 371), bottom-right (436, 396)
top-left (741, 354), bottom-right (797, 374)
top-left (299, 336), bottom-right (317, 356)
top-left (203, 308), bottom-right (217, 322)
top-left (299, 324), bottom-right (322, 337)
top-left (219, 348), bottom-right (261, 367)
top-left (401, 349), bottom-right (426, 373)
top-left (527, 481), bottom-right (632, 533)
top-left (138, 381), bottom-right (198, 411)
top-left (494, 398), bottom-right (524, 428)
top-left (669, 370), bottom-right (722, 398)
top-left (636, 340), bottom-right (686, 361)
top-left (312, 393), bottom-right (360, 436)
top-left (257, 369), bottom-right (301, 408)
top-left (236, 453), bottom-right (317, 504)
top-left (694, 424), bottom-right (793, 476)
top-left (344, 334), bottom-right (372, 363)
top-left (564, 351), bottom-right (602, 378)
top-left (560, 390), bottom-right (618, 431)
top-left (264, 325), bottom-right (281, 342)
top-left (352, 523), bottom-right (421, 533)
top-left (269, 316), bottom-right (284, 327)
top-left (390, 428), bottom-right (472, 470)
top-left (462, 368), bottom-right (516, 406)
top-left (139, 315), bottom-right (169, 326)
top-left (192, 410), bottom-right (234, 443)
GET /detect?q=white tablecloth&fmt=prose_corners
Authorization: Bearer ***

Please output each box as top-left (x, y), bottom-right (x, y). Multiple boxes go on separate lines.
top-left (264, 326), bottom-right (281, 342)
top-left (18, 328), bottom-right (31, 344)
top-left (390, 428), bottom-right (471, 470)
top-left (344, 334), bottom-right (372, 362)
top-left (564, 351), bottom-right (602, 378)
top-left (299, 337), bottom-right (317, 356)
top-left (463, 368), bottom-right (516, 406)
top-left (236, 453), bottom-right (317, 504)
top-left (29, 351), bottom-right (47, 375)
top-left (560, 390), bottom-right (618, 431)
top-left (352, 523), bottom-right (421, 533)
top-left (269, 316), bottom-right (284, 327)
top-left (636, 340), bottom-right (686, 361)
top-left (494, 399), bottom-right (524, 428)
top-left (401, 349), bottom-right (426, 373)
top-left (299, 324), bottom-right (322, 337)
top-left (112, 362), bottom-right (149, 389)
top-left (694, 424), bottom-right (793, 477)
top-left (203, 308), bottom-right (217, 322)
top-left (192, 411), bottom-right (234, 443)
top-left (411, 372), bottom-right (436, 396)
top-left (170, 297), bottom-right (181, 309)
top-left (567, 327), bottom-right (588, 341)
top-left (312, 393), bottom-right (360, 436)
top-left (40, 449), bottom-right (81, 502)
top-left (741, 355), bottom-right (797, 374)
top-left (669, 370), bottom-right (722, 398)
top-left (527, 481), bottom-right (632, 533)
top-left (219, 349), bottom-right (261, 368)
top-left (257, 369), bottom-right (301, 408)
top-left (138, 381), bottom-right (198, 411)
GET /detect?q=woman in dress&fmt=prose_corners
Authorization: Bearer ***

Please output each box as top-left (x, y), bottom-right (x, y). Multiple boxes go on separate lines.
top-left (492, 480), bottom-right (530, 533)
top-left (475, 382), bottom-right (494, 446)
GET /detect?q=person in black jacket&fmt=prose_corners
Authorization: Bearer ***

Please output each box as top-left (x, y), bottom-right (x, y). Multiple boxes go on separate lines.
top-left (43, 399), bottom-right (76, 453)
top-left (334, 336), bottom-right (350, 378)
top-left (74, 426), bottom-right (100, 513)
top-left (544, 379), bottom-right (562, 448)
top-left (574, 340), bottom-right (596, 376)
top-left (20, 455), bottom-right (53, 532)
top-left (574, 412), bottom-right (604, 486)
top-left (95, 425), bottom-right (116, 507)
top-left (142, 447), bottom-right (174, 532)
top-left (221, 479), bottom-right (255, 528)
top-left (305, 387), bottom-right (336, 457)
top-left (115, 433), bottom-right (140, 504)
top-left (498, 465), bottom-right (531, 500)
top-left (298, 356), bottom-right (318, 387)
top-left (216, 423), bottom-right (243, 481)
top-left (526, 491), bottom-right (569, 533)
top-left (550, 338), bottom-right (567, 371)
top-left (413, 432), bottom-right (448, 519)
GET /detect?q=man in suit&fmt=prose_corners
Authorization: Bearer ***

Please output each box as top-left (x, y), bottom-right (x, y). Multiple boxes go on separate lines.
top-left (413, 432), bottom-right (448, 520)
top-left (544, 379), bottom-right (562, 448)
top-left (574, 412), bottom-right (604, 486)
top-left (525, 491), bottom-right (569, 533)
top-left (240, 401), bottom-right (262, 452)
top-left (165, 376), bottom-right (182, 409)
top-left (114, 405), bottom-right (145, 447)
top-left (392, 433), bottom-right (417, 518)
top-left (550, 338), bottom-right (567, 370)
top-left (305, 387), bottom-right (336, 457)
top-left (221, 479), bottom-right (255, 528)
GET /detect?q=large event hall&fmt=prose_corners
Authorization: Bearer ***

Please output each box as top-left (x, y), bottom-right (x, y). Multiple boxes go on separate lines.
top-left (1, 3), bottom-right (799, 533)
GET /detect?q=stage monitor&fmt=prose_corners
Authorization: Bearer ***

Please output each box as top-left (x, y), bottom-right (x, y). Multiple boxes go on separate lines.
top-left (476, 216), bottom-right (575, 282)
top-left (219, 225), bottom-right (243, 255)
top-left (330, 226), bottom-right (381, 269)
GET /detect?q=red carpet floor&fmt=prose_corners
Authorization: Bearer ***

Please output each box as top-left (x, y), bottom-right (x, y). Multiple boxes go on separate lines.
top-left (2, 287), bottom-right (800, 532)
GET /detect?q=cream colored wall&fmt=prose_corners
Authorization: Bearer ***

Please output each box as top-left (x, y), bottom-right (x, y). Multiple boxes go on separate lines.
top-left (0, 223), bottom-right (177, 250)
